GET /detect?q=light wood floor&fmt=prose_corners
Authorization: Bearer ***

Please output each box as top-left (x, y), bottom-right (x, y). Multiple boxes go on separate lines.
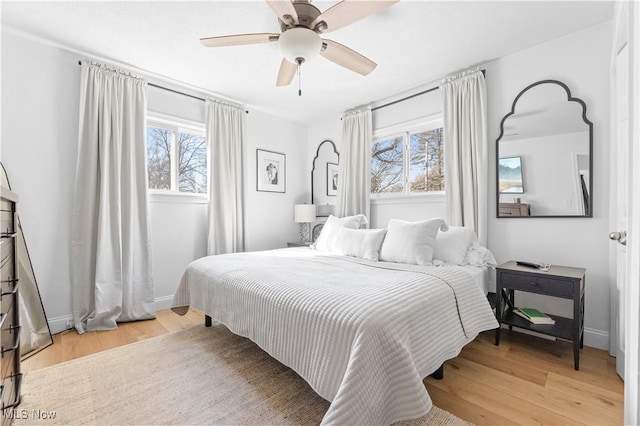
top-left (23, 309), bottom-right (623, 425)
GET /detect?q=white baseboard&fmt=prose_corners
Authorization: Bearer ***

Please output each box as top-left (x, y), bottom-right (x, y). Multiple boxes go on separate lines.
top-left (584, 327), bottom-right (609, 351)
top-left (154, 295), bottom-right (174, 311)
top-left (46, 295), bottom-right (177, 335)
top-left (48, 315), bottom-right (73, 335)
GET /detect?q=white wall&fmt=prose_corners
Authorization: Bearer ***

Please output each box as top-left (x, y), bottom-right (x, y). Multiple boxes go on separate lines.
top-left (486, 21), bottom-right (612, 349)
top-left (1, 30), bottom-right (80, 333)
top-left (0, 30), bottom-right (308, 332)
top-left (244, 110), bottom-right (308, 251)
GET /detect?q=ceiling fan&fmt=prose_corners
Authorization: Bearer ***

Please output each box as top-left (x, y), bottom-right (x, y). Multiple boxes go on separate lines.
top-left (200, 0), bottom-right (399, 95)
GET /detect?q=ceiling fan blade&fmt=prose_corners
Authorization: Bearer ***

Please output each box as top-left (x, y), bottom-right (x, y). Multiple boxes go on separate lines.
top-left (311, 0), bottom-right (399, 33)
top-left (200, 33), bottom-right (280, 48)
top-left (276, 58), bottom-right (297, 87)
top-left (265, 0), bottom-right (299, 26)
top-left (320, 39), bottom-right (376, 76)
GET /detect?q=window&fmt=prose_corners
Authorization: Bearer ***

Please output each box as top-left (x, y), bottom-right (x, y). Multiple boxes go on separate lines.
top-left (146, 115), bottom-right (207, 195)
top-left (371, 119), bottom-right (444, 196)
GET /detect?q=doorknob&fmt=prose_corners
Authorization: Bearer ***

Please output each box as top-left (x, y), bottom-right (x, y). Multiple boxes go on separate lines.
top-left (609, 231), bottom-right (627, 246)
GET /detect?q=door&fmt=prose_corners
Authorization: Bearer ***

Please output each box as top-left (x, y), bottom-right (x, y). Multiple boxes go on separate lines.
top-left (610, 2), bottom-right (640, 424)
top-left (611, 41), bottom-right (629, 380)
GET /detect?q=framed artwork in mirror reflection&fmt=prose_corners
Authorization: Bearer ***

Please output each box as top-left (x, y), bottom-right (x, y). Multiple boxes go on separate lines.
top-left (327, 162), bottom-right (338, 196)
top-left (498, 156), bottom-right (524, 194)
top-left (256, 149), bottom-right (286, 193)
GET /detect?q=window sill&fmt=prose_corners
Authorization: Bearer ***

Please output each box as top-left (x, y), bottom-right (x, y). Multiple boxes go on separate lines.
top-left (371, 193), bottom-right (445, 205)
top-left (148, 191), bottom-right (208, 204)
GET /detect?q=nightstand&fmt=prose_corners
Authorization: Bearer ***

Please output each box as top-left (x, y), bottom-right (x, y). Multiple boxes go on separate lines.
top-left (495, 260), bottom-right (585, 370)
top-left (287, 241), bottom-right (312, 247)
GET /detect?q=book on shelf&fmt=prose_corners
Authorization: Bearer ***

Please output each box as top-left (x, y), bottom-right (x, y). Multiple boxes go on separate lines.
top-left (514, 307), bottom-right (555, 325)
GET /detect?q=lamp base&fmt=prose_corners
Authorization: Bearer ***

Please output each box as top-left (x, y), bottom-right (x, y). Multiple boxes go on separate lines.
top-left (298, 222), bottom-right (311, 243)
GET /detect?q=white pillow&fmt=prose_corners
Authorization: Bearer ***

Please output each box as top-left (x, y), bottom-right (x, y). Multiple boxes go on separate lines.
top-left (465, 241), bottom-right (498, 267)
top-left (312, 214), bottom-right (369, 252)
top-left (433, 226), bottom-right (475, 265)
top-left (379, 218), bottom-right (448, 265)
top-left (333, 228), bottom-right (387, 261)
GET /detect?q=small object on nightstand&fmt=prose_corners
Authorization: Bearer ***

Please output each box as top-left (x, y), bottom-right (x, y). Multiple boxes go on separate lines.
top-left (516, 260), bottom-right (550, 271)
top-left (513, 307), bottom-right (555, 324)
top-left (495, 260), bottom-right (585, 370)
top-left (287, 241), bottom-right (312, 248)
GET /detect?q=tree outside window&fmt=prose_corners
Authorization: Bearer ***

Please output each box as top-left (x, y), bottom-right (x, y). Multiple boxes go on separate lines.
top-left (146, 119), bottom-right (207, 194)
top-left (371, 122), bottom-right (444, 196)
top-left (409, 127), bottom-right (444, 193)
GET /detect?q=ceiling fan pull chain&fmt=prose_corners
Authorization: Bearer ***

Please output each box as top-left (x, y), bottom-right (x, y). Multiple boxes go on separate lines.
top-left (298, 62), bottom-right (302, 97)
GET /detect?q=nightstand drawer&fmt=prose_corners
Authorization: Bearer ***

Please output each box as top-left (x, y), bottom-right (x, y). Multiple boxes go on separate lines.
top-left (500, 271), bottom-right (575, 298)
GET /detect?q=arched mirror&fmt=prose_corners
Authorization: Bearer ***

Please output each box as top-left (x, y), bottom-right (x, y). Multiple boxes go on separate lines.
top-left (311, 140), bottom-right (339, 217)
top-left (497, 80), bottom-right (593, 218)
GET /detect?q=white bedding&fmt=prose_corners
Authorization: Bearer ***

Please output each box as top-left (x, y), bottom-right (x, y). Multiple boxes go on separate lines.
top-left (460, 264), bottom-right (492, 295)
top-left (172, 248), bottom-right (498, 425)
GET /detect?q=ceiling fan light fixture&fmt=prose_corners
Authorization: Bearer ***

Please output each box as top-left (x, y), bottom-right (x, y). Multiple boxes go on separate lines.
top-left (279, 27), bottom-right (322, 64)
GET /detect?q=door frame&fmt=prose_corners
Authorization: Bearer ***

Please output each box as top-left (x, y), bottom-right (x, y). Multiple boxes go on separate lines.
top-left (611, 2), bottom-right (640, 424)
top-left (627, 1), bottom-right (640, 423)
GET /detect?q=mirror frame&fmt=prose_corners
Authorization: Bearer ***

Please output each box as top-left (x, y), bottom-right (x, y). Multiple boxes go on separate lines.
top-left (311, 139), bottom-right (340, 217)
top-left (496, 79), bottom-right (593, 218)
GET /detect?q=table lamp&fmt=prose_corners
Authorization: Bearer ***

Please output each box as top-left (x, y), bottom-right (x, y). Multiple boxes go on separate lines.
top-left (294, 204), bottom-right (316, 243)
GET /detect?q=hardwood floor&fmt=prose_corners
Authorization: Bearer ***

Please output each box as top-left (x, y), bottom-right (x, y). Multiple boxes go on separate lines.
top-left (23, 309), bottom-right (623, 425)
top-left (22, 309), bottom-right (204, 372)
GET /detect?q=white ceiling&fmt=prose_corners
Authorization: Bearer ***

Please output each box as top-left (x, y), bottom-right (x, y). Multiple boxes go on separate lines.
top-left (2, 1), bottom-right (614, 124)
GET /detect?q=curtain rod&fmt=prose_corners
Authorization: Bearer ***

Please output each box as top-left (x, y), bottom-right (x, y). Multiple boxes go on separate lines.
top-left (372, 69), bottom-right (486, 113)
top-left (77, 60), bottom-right (248, 114)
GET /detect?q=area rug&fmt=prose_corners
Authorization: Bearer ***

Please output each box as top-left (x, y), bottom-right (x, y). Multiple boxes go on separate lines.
top-left (16, 325), bottom-right (471, 425)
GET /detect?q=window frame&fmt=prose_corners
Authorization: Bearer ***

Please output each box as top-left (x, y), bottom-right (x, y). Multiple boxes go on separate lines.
top-left (146, 112), bottom-right (208, 200)
top-left (371, 115), bottom-right (445, 199)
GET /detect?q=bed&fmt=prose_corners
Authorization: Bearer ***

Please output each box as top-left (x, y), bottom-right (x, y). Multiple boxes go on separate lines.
top-left (172, 217), bottom-right (498, 425)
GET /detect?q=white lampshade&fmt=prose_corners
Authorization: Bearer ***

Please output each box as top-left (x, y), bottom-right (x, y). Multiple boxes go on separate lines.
top-left (279, 28), bottom-right (322, 64)
top-left (294, 204), bottom-right (317, 223)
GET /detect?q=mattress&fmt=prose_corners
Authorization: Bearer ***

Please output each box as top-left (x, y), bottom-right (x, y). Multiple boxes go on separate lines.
top-left (460, 264), bottom-right (492, 295)
top-left (172, 248), bottom-right (498, 425)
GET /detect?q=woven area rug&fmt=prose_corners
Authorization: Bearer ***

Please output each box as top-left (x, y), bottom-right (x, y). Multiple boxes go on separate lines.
top-left (17, 325), bottom-right (471, 425)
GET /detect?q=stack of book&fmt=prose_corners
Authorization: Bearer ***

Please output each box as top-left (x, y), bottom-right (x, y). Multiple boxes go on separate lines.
top-left (514, 307), bottom-right (555, 325)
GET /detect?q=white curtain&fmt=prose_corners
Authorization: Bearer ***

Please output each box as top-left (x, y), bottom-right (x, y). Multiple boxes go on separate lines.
top-left (336, 108), bottom-right (372, 220)
top-left (441, 68), bottom-right (488, 245)
top-left (206, 99), bottom-right (246, 255)
top-left (71, 61), bottom-right (154, 333)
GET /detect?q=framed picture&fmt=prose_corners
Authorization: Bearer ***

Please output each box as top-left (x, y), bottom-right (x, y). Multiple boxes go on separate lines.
top-left (326, 163), bottom-right (338, 196)
top-left (256, 149), bottom-right (286, 193)
top-left (498, 156), bottom-right (524, 194)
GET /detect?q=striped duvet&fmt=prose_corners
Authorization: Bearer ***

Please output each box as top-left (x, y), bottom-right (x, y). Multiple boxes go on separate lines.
top-left (172, 248), bottom-right (498, 425)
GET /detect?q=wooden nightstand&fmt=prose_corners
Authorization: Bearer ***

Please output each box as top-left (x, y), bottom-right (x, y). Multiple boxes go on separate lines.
top-left (499, 202), bottom-right (530, 216)
top-left (286, 241), bottom-right (312, 247)
top-left (495, 261), bottom-right (586, 370)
